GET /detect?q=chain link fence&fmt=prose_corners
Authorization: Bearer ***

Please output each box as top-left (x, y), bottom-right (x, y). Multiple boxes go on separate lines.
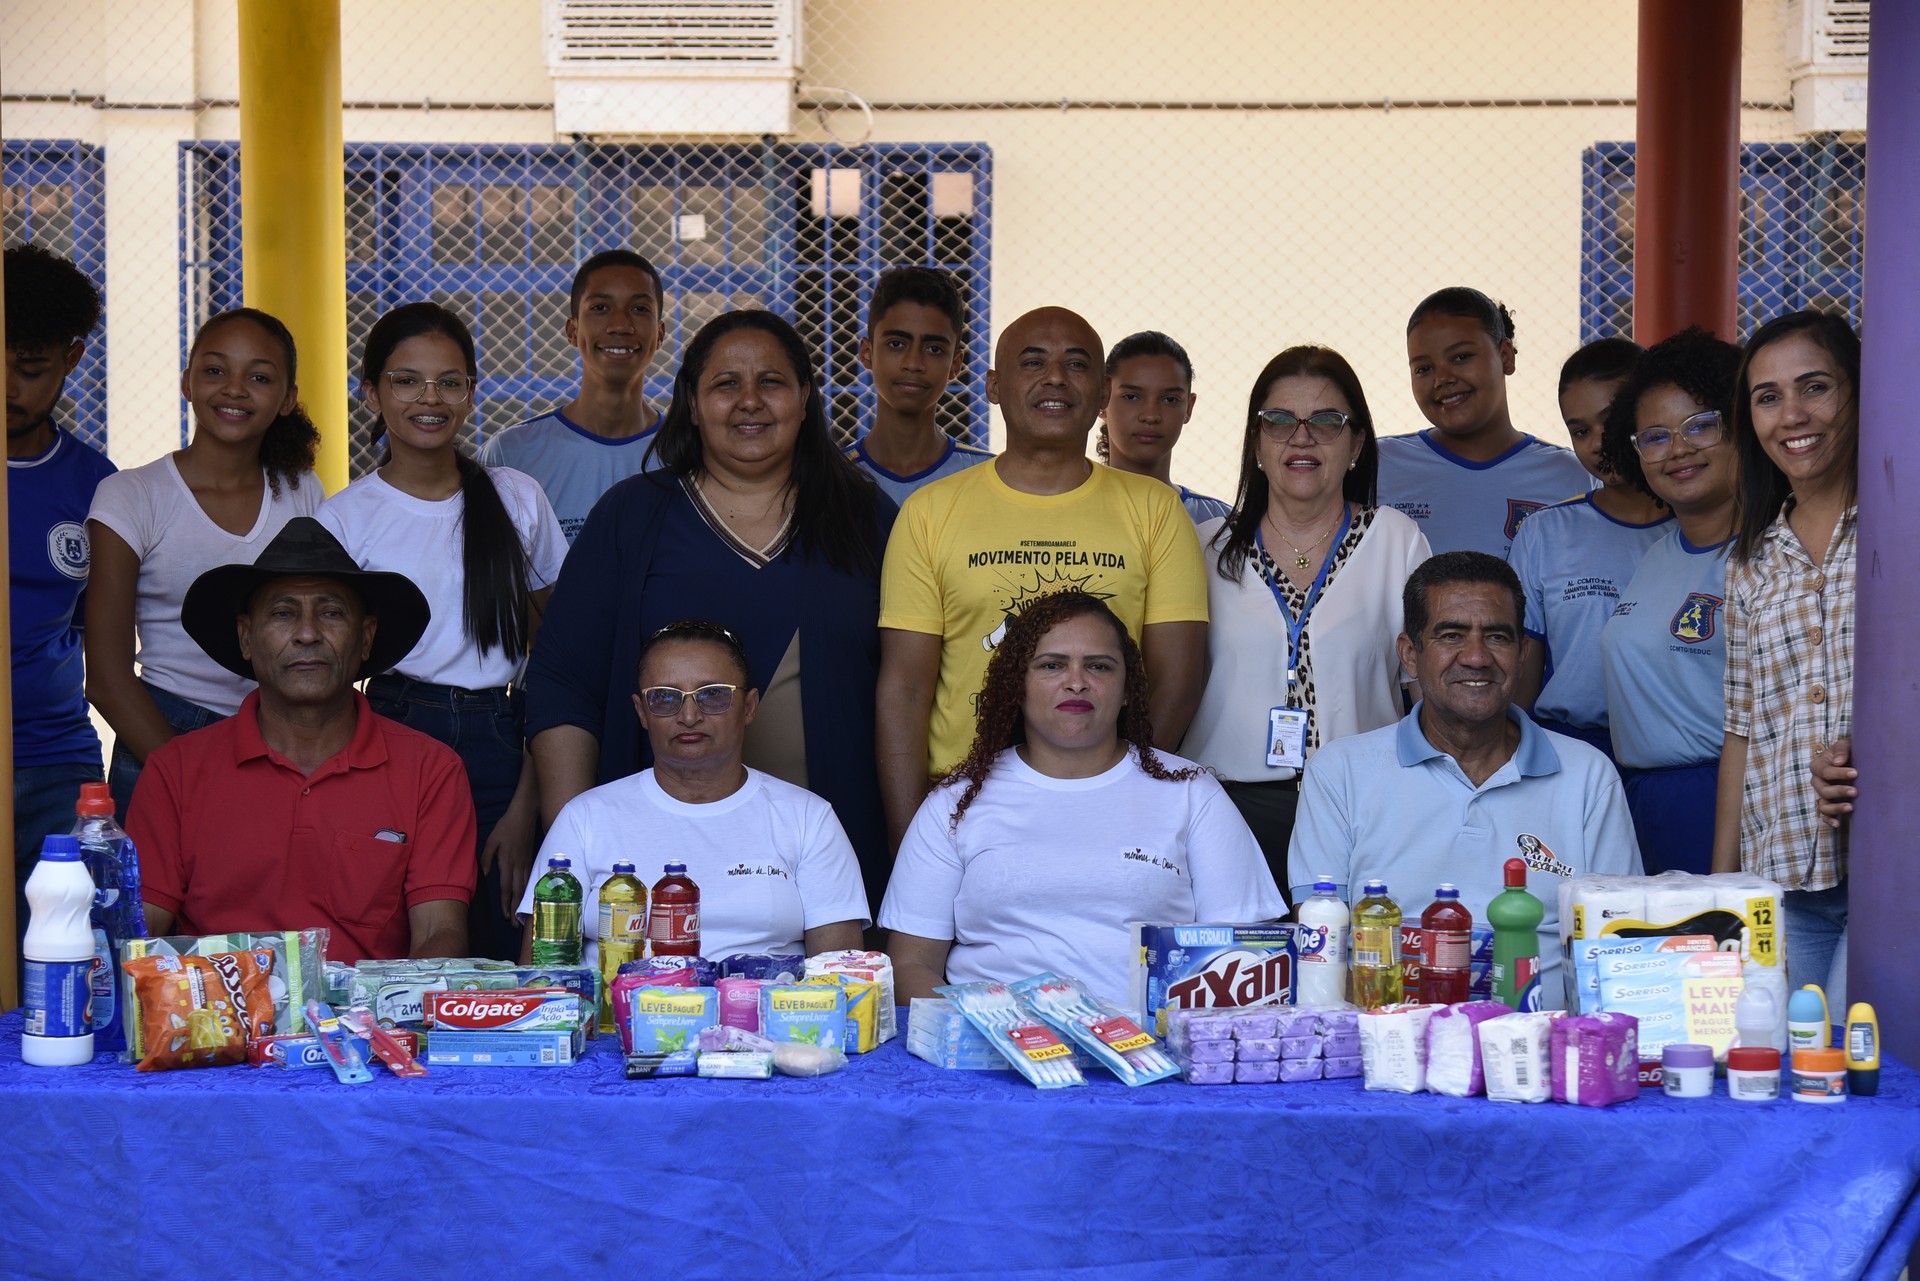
top-left (3, 0), bottom-right (1867, 501)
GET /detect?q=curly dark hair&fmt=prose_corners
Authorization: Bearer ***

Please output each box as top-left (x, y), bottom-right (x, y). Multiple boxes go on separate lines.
top-left (189, 308), bottom-right (319, 499)
top-left (4, 242), bottom-right (102, 350)
top-left (1598, 326), bottom-right (1742, 502)
top-left (940, 590), bottom-right (1198, 831)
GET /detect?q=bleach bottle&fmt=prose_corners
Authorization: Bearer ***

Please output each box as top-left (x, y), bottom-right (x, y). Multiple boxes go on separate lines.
top-left (1295, 877), bottom-right (1350, 1006)
top-left (23, 834), bottom-right (96, 1066)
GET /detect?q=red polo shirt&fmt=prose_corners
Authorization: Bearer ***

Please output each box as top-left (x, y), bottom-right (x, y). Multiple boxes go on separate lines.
top-left (129, 690), bottom-right (477, 964)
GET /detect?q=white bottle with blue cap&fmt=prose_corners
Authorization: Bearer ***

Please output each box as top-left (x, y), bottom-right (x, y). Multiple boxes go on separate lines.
top-left (1295, 875), bottom-right (1351, 1006)
top-left (22, 833), bottom-right (97, 1066)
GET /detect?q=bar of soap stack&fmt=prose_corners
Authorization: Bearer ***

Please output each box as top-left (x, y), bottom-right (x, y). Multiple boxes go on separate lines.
top-left (1167, 1006), bottom-right (1363, 1084)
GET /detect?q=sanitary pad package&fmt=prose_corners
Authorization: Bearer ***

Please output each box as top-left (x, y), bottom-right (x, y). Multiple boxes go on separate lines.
top-left (1551, 1012), bottom-right (1640, 1107)
top-left (1359, 1003), bottom-right (1442, 1093)
top-left (1425, 1000), bottom-right (1515, 1097)
top-left (1133, 921), bottom-right (1298, 1035)
top-left (804, 951), bottom-right (897, 1043)
top-left (760, 984), bottom-right (849, 1050)
top-left (1479, 1011), bottom-right (1562, 1103)
top-left (626, 986), bottom-right (719, 1054)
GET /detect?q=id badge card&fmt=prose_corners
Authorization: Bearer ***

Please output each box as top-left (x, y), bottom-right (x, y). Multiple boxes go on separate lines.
top-left (1266, 706), bottom-right (1308, 770)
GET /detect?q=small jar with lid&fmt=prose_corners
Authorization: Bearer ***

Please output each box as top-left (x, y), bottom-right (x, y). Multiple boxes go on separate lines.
top-left (1662, 1043), bottom-right (1715, 1098)
top-left (1726, 1047), bottom-right (1782, 1102)
top-left (1792, 1047), bottom-right (1848, 1104)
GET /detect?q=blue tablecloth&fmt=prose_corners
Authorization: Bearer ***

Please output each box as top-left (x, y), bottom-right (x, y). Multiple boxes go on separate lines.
top-left (3, 1008), bottom-right (1918, 1280)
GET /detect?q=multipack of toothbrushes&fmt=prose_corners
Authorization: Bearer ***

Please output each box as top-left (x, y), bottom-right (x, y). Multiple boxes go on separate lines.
top-left (936, 980), bottom-right (1085, 1088)
top-left (1011, 972), bottom-right (1180, 1086)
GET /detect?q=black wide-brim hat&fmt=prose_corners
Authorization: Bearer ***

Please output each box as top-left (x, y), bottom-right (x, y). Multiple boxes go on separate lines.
top-left (181, 516), bottom-right (431, 681)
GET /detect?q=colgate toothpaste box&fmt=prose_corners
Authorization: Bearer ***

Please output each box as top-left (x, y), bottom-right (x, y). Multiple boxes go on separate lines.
top-left (424, 1028), bottom-right (581, 1067)
top-left (1132, 922), bottom-right (1298, 1035)
top-left (425, 987), bottom-right (584, 1032)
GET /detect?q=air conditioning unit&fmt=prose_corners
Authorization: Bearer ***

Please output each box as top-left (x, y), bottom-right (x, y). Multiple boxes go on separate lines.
top-left (545, 1), bottom-right (801, 136)
top-left (1783, 0), bottom-right (1870, 133)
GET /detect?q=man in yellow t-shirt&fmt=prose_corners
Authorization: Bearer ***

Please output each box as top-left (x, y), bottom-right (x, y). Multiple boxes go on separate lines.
top-left (875, 306), bottom-right (1209, 851)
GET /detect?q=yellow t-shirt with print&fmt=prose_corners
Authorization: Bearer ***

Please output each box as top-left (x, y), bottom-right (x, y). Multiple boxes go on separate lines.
top-left (880, 460), bottom-right (1209, 774)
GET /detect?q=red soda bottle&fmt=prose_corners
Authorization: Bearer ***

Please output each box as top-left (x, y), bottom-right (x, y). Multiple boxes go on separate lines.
top-left (1419, 884), bottom-right (1473, 1005)
top-left (647, 862), bottom-right (701, 957)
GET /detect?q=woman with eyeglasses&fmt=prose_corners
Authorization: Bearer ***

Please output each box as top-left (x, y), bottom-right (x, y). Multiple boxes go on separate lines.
top-left (87, 308), bottom-right (322, 818)
top-left (883, 591), bottom-right (1280, 1007)
top-left (1595, 327), bottom-right (1743, 876)
top-left (525, 310), bottom-right (895, 915)
top-left (319, 302), bottom-right (566, 959)
top-left (515, 620), bottom-right (866, 964)
top-left (1508, 338), bottom-right (1671, 760)
top-left (1713, 311), bottom-right (1861, 1006)
top-left (1180, 346), bottom-right (1428, 891)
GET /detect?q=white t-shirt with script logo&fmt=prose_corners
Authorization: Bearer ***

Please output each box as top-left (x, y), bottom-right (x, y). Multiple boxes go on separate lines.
top-left (516, 767), bottom-right (869, 969)
top-left (881, 747), bottom-right (1283, 1008)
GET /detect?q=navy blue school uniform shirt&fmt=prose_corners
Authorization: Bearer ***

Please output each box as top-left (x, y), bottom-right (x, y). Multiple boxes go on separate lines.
top-left (9, 427), bottom-right (116, 766)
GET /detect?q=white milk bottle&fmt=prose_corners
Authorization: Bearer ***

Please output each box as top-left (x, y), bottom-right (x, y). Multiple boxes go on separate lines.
top-left (1296, 877), bottom-right (1351, 1006)
top-left (22, 834), bottom-right (97, 1066)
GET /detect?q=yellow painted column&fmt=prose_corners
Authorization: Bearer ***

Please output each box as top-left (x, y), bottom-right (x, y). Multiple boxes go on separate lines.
top-left (237, 0), bottom-right (348, 492)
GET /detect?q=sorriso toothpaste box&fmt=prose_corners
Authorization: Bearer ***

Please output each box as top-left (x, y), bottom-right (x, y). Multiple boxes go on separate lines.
top-left (424, 1028), bottom-right (583, 1067)
top-left (1132, 922), bottom-right (1298, 1035)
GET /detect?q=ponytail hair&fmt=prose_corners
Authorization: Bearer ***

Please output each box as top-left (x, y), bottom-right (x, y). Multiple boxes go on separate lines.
top-left (1407, 286), bottom-right (1518, 355)
top-left (361, 301), bottom-right (532, 657)
top-left (190, 307), bottom-right (319, 499)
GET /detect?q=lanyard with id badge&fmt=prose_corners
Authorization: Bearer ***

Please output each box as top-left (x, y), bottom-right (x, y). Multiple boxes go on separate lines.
top-left (1258, 505), bottom-right (1350, 771)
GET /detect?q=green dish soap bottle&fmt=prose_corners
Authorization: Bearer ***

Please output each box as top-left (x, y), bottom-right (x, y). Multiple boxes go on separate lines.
top-left (1488, 857), bottom-right (1544, 1010)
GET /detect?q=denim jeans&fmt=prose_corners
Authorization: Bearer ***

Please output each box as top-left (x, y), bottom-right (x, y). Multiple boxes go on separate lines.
top-left (365, 675), bottom-right (526, 961)
top-left (14, 758), bottom-right (104, 963)
top-left (1783, 880), bottom-right (1849, 1014)
top-left (108, 682), bottom-right (225, 822)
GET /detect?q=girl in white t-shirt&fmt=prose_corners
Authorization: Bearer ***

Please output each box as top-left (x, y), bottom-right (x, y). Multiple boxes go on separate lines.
top-left (882, 590), bottom-right (1284, 1008)
top-left (320, 302), bottom-right (565, 960)
top-left (87, 307), bottom-right (323, 817)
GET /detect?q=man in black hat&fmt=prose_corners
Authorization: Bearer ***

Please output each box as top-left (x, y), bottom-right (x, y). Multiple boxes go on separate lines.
top-left (128, 517), bottom-right (477, 963)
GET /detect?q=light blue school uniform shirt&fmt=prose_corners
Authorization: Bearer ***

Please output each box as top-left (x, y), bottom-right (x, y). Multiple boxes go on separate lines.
top-left (1376, 430), bottom-right (1594, 559)
top-left (1178, 486), bottom-right (1233, 525)
top-left (1287, 705), bottom-right (1642, 1008)
top-left (1509, 494), bottom-right (1672, 729)
top-left (845, 435), bottom-right (993, 507)
top-left (1599, 528), bottom-right (1733, 770)
top-left (477, 408), bottom-right (661, 545)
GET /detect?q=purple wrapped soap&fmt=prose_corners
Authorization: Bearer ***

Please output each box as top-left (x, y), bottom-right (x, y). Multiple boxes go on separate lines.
top-left (1168, 1009), bottom-right (1235, 1051)
top-left (1234, 1037), bottom-right (1280, 1063)
top-left (1322, 1030), bottom-right (1361, 1058)
top-left (1272, 1007), bottom-right (1321, 1038)
top-left (1322, 1054), bottom-right (1363, 1080)
top-left (1551, 1012), bottom-right (1639, 1107)
top-left (1234, 1060), bottom-right (1281, 1084)
top-left (1279, 1057), bottom-right (1324, 1082)
top-left (1231, 1012), bottom-right (1278, 1040)
top-left (1185, 1060), bottom-right (1236, 1085)
top-left (1279, 1034), bottom-right (1321, 1061)
top-left (1316, 1008), bottom-right (1360, 1036)
top-left (1188, 1038), bottom-right (1236, 1063)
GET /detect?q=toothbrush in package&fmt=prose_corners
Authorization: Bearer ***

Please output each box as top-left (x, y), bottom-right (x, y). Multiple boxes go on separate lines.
top-left (935, 981), bottom-right (1084, 1088)
top-left (304, 999), bottom-right (373, 1084)
top-left (1012, 972), bottom-right (1180, 1087)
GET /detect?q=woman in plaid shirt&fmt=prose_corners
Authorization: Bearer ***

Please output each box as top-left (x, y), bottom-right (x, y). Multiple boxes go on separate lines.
top-left (1713, 311), bottom-right (1860, 1006)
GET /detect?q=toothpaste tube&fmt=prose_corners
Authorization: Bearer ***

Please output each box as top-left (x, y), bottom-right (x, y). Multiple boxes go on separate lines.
top-left (425, 987), bottom-right (583, 1032)
top-left (248, 1029), bottom-right (421, 1070)
top-left (424, 1029), bottom-right (579, 1067)
top-left (625, 1051), bottom-right (699, 1078)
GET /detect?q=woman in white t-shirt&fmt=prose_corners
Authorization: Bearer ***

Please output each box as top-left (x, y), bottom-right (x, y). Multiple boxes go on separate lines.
top-left (513, 619), bottom-right (867, 964)
top-left (1184, 345), bottom-right (1429, 896)
top-left (320, 302), bottom-right (566, 960)
top-left (87, 307), bottom-right (323, 817)
top-left (882, 590), bottom-right (1284, 1008)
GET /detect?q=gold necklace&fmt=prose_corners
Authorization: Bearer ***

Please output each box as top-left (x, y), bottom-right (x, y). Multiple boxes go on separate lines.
top-left (1268, 506), bottom-right (1344, 570)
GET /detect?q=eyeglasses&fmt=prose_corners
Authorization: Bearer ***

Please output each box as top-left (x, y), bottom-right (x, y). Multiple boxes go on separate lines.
top-left (639, 683), bottom-right (740, 717)
top-left (1256, 409), bottom-right (1353, 444)
top-left (383, 372), bottom-right (475, 404)
top-left (1631, 410), bottom-right (1726, 459)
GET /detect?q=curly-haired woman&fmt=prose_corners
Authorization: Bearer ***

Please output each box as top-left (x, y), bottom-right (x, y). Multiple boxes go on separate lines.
top-left (881, 590), bottom-right (1283, 1006)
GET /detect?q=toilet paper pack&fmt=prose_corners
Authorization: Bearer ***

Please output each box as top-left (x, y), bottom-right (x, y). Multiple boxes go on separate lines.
top-left (1559, 872), bottom-right (1784, 1009)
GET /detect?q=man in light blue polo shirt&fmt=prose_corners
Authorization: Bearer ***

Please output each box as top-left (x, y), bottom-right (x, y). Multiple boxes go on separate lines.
top-left (1288, 551), bottom-right (1641, 1008)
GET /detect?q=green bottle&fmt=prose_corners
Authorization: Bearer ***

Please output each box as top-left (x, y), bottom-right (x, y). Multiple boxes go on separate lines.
top-left (1488, 857), bottom-right (1544, 1010)
top-left (531, 855), bottom-right (584, 967)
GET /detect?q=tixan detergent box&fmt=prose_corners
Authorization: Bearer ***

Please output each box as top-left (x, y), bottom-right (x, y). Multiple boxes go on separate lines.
top-left (1132, 922), bottom-right (1298, 1035)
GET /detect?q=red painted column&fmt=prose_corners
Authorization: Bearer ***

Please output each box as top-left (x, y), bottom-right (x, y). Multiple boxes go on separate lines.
top-left (1633, 0), bottom-right (1743, 343)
